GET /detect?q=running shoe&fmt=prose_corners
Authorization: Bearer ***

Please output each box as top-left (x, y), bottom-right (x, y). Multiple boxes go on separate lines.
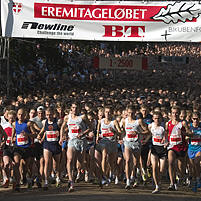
top-left (152, 188), bottom-right (160, 194)
top-left (99, 181), bottom-right (103, 189)
top-left (22, 177), bottom-right (27, 186)
top-left (115, 176), bottom-right (119, 185)
top-left (1, 179), bottom-right (9, 188)
top-left (142, 173), bottom-right (147, 182)
top-left (133, 181), bottom-right (138, 188)
top-left (192, 181), bottom-right (197, 193)
top-left (109, 174), bottom-right (115, 182)
top-left (186, 177), bottom-right (192, 188)
top-left (50, 177), bottom-right (56, 184)
top-left (147, 168), bottom-right (152, 178)
top-left (125, 185), bottom-right (131, 190)
top-left (36, 177), bottom-right (42, 188)
top-left (107, 178), bottom-right (111, 185)
top-left (56, 178), bottom-right (61, 188)
top-left (36, 181), bottom-right (42, 188)
top-left (9, 177), bottom-right (13, 184)
top-left (197, 183), bottom-right (201, 188)
top-left (101, 177), bottom-right (108, 185)
top-left (85, 171), bottom-right (89, 182)
top-left (27, 178), bottom-right (33, 189)
top-left (27, 182), bottom-right (32, 189)
top-left (75, 172), bottom-right (84, 183)
top-left (168, 184), bottom-right (177, 191)
top-left (68, 181), bottom-right (74, 192)
top-left (88, 176), bottom-right (95, 183)
top-left (197, 180), bottom-right (201, 188)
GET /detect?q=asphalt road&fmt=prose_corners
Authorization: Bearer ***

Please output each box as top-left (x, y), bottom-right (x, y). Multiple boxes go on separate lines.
top-left (0, 182), bottom-right (201, 201)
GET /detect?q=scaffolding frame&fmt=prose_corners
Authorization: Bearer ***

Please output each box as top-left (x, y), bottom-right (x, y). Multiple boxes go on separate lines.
top-left (0, 37), bottom-right (10, 97)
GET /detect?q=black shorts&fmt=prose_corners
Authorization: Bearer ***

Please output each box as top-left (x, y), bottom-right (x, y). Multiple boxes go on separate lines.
top-left (43, 142), bottom-right (61, 156)
top-left (32, 142), bottom-right (43, 160)
top-left (151, 145), bottom-right (167, 159)
top-left (141, 142), bottom-right (152, 158)
top-left (117, 143), bottom-right (123, 158)
top-left (13, 146), bottom-right (32, 159)
top-left (3, 145), bottom-right (14, 159)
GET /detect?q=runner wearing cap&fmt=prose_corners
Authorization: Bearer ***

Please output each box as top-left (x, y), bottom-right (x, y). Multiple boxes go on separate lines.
top-left (31, 106), bottom-right (45, 188)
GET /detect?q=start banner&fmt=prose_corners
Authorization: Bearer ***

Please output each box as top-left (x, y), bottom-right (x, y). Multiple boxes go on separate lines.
top-left (1, 0), bottom-right (201, 41)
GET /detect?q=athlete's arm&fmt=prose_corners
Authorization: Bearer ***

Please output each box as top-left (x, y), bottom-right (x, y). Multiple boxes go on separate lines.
top-left (96, 120), bottom-right (101, 144)
top-left (0, 124), bottom-right (7, 140)
top-left (32, 121), bottom-right (41, 132)
top-left (114, 120), bottom-right (123, 139)
top-left (182, 120), bottom-right (193, 136)
top-left (11, 122), bottom-right (16, 143)
top-left (79, 114), bottom-right (90, 138)
top-left (60, 115), bottom-right (68, 144)
top-left (138, 119), bottom-right (149, 135)
top-left (164, 122), bottom-right (169, 147)
top-left (27, 121), bottom-right (39, 139)
top-left (0, 125), bottom-right (7, 147)
top-left (38, 120), bottom-right (46, 143)
top-left (121, 118), bottom-right (126, 136)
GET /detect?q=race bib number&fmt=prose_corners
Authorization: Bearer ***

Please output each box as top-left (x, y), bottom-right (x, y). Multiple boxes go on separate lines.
top-left (17, 134), bottom-right (29, 145)
top-left (46, 131), bottom-right (58, 142)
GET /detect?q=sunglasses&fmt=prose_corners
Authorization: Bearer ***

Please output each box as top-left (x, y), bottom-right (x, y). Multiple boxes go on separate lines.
top-left (192, 118), bottom-right (199, 120)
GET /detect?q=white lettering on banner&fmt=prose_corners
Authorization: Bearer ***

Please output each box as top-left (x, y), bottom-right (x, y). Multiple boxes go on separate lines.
top-left (85, 8), bottom-right (92, 18)
top-left (1, 0), bottom-right (201, 41)
top-left (92, 8), bottom-right (101, 19)
top-left (56, 7), bottom-right (62, 17)
top-left (40, 7), bottom-right (147, 20)
top-left (63, 8), bottom-right (74, 18)
top-left (42, 7), bottom-right (47, 16)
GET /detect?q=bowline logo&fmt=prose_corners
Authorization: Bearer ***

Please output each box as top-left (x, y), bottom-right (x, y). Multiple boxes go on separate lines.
top-left (21, 22), bottom-right (74, 31)
top-left (13, 2), bottom-right (22, 14)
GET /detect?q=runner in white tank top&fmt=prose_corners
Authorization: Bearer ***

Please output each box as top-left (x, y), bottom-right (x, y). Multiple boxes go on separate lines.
top-left (95, 106), bottom-right (122, 187)
top-left (149, 111), bottom-right (167, 194)
top-left (67, 114), bottom-right (83, 140)
top-left (60, 102), bottom-right (90, 192)
top-left (122, 105), bottom-right (149, 189)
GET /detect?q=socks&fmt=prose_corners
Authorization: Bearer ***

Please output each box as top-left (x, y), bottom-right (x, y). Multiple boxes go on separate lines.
top-left (45, 179), bottom-right (48, 185)
top-left (56, 177), bottom-right (60, 183)
top-left (126, 179), bottom-right (130, 186)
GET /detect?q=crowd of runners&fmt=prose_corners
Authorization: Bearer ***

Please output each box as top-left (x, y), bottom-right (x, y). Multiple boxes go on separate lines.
top-left (0, 40), bottom-right (200, 194)
top-left (0, 87), bottom-right (200, 194)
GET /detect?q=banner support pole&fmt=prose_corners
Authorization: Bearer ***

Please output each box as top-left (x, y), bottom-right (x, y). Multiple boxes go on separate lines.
top-left (7, 37), bottom-right (10, 97)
